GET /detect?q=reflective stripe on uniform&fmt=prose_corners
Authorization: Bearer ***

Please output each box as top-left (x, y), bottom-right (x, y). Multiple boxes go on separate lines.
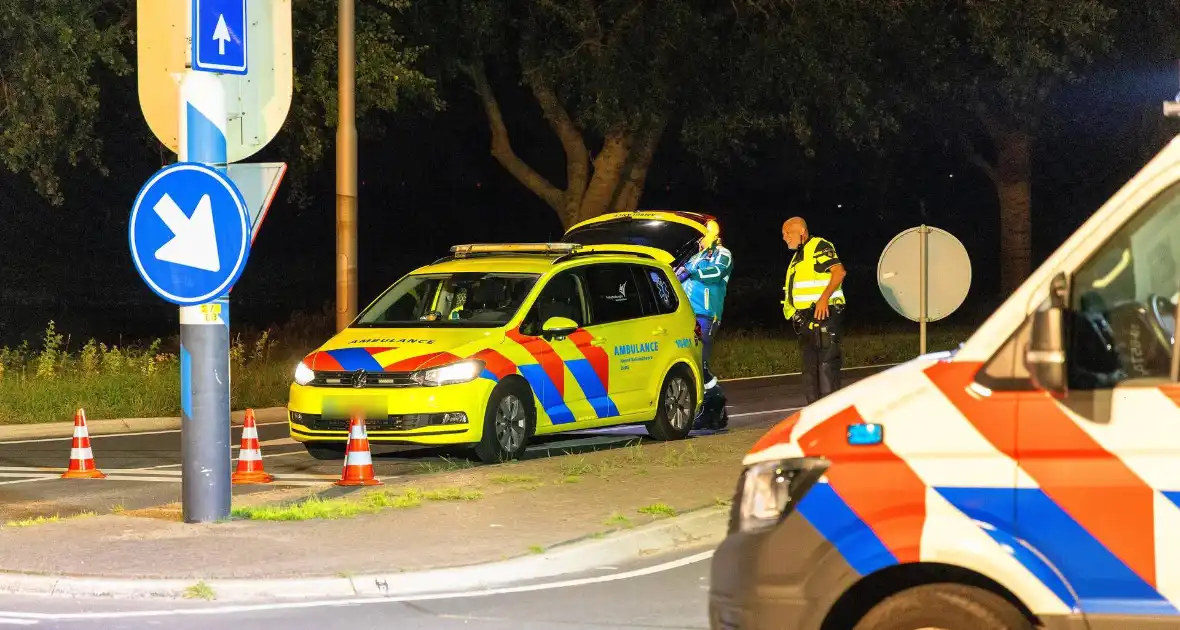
top-left (784, 235), bottom-right (846, 315)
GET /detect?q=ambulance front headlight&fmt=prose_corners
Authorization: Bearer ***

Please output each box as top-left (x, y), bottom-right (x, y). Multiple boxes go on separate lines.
top-left (294, 361), bottom-right (315, 386)
top-left (737, 457), bottom-right (828, 533)
top-left (411, 359), bottom-right (486, 387)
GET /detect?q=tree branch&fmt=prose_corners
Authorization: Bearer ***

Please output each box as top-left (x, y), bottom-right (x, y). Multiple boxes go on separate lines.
top-left (615, 116), bottom-right (667, 212)
top-left (522, 68), bottom-right (590, 214)
top-left (960, 133), bottom-right (997, 184)
top-left (462, 60), bottom-right (564, 212)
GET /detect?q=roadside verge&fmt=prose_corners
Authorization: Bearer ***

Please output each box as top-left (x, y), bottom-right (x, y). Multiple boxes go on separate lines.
top-left (0, 428), bottom-right (759, 601)
top-left (0, 505), bottom-right (727, 602)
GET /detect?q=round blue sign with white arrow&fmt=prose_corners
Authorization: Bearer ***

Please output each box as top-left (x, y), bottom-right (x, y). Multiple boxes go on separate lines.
top-left (128, 162), bottom-right (251, 305)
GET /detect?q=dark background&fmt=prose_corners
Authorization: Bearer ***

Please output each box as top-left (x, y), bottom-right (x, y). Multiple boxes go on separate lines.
top-left (0, 58), bottom-right (1177, 348)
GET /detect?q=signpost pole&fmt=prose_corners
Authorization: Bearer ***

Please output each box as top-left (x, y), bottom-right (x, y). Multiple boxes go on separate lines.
top-left (919, 224), bottom-right (928, 356)
top-left (336, 0), bottom-right (358, 331)
top-left (180, 0), bottom-right (231, 523)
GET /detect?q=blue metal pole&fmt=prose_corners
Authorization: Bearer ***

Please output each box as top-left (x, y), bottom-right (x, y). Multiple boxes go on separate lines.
top-left (179, 49), bottom-right (232, 522)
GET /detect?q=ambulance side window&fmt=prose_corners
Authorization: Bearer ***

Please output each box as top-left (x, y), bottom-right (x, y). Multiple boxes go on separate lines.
top-left (583, 263), bottom-right (646, 325)
top-left (635, 265), bottom-right (680, 315)
top-left (520, 270), bottom-right (587, 336)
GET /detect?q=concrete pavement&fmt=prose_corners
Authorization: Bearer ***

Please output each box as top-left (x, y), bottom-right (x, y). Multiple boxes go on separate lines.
top-left (0, 366), bottom-right (891, 523)
top-left (0, 545), bottom-right (715, 629)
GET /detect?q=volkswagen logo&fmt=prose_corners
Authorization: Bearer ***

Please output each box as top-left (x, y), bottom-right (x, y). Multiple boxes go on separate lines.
top-left (350, 369), bottom-right (368, 388)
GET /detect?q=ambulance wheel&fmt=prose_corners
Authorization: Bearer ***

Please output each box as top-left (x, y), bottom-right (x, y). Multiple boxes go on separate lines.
top-left (852, 584), bottom-right (1032, 630)
top-left (646, 367), bottom-right (696, 441)
top-left (304, 443), bottom-right (347, 460)
top-left (474, 381), bottom-right (534, 464)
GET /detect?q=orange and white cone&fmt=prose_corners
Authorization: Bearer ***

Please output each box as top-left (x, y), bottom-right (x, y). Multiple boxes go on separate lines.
top-left (336, 414), bottom-right (381, 486)
top-left (62, 408), bottom-right (106, 479)
top-left (232, 409), bottom-right (273, 484)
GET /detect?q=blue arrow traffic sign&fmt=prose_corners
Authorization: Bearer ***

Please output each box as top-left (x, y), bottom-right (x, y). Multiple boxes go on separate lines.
top-left (129, 162), bottom-right (251, 305)
top-left (192, 0), bottom-right (247, 75)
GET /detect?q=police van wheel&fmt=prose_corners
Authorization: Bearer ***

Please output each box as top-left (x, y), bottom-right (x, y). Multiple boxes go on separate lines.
top-left (646, 367), bottom-right (696, 442)
top-left (852, 584), bottom-right (1032, 630)
top-left (473, 381), bottom-right (534, 464)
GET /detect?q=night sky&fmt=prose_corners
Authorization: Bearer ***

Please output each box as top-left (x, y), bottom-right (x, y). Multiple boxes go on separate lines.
top-left (0, 54), bottom-right (1177, 348)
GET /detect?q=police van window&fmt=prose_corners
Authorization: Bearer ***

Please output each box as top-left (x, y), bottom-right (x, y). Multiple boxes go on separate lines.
top-left (584, 264), bottom-right (646, 325)
top-left (520, 270), bottom-right (587, 336)
top-left (1067, 184), bottom-right (1180, 388)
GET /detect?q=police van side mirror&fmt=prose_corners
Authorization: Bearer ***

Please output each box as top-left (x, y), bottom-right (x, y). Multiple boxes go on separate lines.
top-left (1025, 273), bottom-right (1068, 396)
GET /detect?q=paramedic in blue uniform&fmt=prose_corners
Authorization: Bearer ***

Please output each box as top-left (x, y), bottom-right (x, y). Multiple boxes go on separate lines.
top-left (676, 220), bottom-right (733, 430)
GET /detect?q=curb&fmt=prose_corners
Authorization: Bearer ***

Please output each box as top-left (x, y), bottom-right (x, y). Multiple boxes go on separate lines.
top-left (0, 407), bottom-right (288, 442)
top-left (0, 505), bottom-right (728, 602)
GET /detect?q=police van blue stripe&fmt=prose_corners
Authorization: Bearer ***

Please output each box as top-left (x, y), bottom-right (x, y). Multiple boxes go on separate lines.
top-left (796, 482), bottom-right (897, 576)
top-left (935, 487), bottom-right (1077, 611)
top-left (937, 487), bottom-right (1176, 616)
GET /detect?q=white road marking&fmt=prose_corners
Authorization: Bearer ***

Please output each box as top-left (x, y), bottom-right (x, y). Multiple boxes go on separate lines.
top-left (0, 421), bottom-right (289, 446)
top-left (719, 362), bottom-right (898, 382)
top-left (0, 467), bottom-right (338, 485)
top-left (0, 550), bottom-right (714, 621)
top-left (728, 406), bottom-right (802, 419)
top-left (0, 618), bottom-right (37, 626)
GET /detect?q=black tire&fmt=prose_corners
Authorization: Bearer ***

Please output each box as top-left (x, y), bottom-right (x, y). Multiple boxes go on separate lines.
top-left (646, 366), bottom-right (696, 441)
top-left (304, 442), bottom-right (348, 460)
top-left (852, 584), bottom-right (1033, 630)
top-left (473, 380), bottom-right (534, 464)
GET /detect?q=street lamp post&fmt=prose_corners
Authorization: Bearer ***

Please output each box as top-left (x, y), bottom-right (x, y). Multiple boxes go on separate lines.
top-left (336, 0), bottom-right (358, 331)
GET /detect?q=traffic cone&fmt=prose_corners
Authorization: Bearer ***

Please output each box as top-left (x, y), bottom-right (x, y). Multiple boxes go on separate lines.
top-left (62, 408), bottom-right (106, 479)
top-left (232, 409), bottom-right (273, 484)
top-left (336, 414), bottom-right (381, 486)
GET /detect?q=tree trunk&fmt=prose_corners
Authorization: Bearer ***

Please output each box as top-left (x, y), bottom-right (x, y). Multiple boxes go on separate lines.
top-left (574, 130), bottom-right (633, 223)
top-left (991, 125), bottom-right (1032, 296)
top-left (614, 119), bottom-right (667, 214)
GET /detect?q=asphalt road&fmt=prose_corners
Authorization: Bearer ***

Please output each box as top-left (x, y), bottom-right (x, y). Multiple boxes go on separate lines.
top-left (0, 544), bottom-right (715, 628)
top-left (0, 366), bottom-right (889, 521)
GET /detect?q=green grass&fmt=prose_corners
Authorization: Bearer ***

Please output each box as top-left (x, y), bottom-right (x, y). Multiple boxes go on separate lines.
top-left (710, 326), bottom-right (969, 379)
top-left (4, 511), bottom-right (97, 528)
top-left (638, 503), bottom-right (677, 518)
top-left (183, 581), bottom-right (216, 600)
top-left (230, 486), bottom-right (485, 521)
top-left (0, 316), bottom-right (974, 425)
top-left (231, 489), bottom-right (425, 521)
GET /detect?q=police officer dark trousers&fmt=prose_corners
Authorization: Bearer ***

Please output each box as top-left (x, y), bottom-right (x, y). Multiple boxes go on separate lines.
top-left (781, 217), bottom-right (847, 404)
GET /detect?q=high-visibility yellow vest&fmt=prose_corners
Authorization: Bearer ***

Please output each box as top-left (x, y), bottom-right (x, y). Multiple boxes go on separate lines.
top-left (782, 236), bottom-right (845, 319)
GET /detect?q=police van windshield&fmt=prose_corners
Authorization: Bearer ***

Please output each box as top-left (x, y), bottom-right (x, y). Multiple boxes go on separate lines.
top-left (352, 272), bottom-right (540, 328)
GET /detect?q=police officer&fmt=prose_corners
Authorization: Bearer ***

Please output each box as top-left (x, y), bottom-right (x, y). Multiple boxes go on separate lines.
top-left (676, 220), bottom-right (733, 430)
top-left (781, 217), bottom-right (846, 404)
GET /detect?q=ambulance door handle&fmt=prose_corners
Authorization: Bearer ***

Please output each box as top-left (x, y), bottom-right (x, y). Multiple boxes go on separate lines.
top-left (590, 337), bottom-right (607, 347)
top-left (651, 326), bottom-right (667, 335)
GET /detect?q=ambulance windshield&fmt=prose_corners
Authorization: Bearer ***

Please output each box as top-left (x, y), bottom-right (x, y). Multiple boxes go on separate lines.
top-left (353, 272), bottom-right (540, 328)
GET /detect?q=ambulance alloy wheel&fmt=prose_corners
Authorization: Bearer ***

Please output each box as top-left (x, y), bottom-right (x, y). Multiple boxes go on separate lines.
top-left (474, 380), bottom-right (534, 464)
top-left (852, 584), bottom-right (1033, 630)
top-left (646, 366), bottom-right (696, 441)
top-left (304, 443), bottom-right (348, 460)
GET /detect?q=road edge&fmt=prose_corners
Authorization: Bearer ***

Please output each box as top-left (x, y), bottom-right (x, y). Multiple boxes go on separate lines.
top-left (0, 363), bottom-right (901, 441)
top-left (0, 407), bottom-right (289, 442)
top-left (0, 505), bottom-right (729, 602)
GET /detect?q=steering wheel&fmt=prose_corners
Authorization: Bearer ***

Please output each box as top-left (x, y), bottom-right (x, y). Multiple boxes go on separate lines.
top-left (1146, 293), bottom-right (1177, 347)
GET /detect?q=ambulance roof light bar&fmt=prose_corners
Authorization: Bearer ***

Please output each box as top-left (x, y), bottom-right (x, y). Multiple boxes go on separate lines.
top-left (449, 243), bottom-right (582, 258)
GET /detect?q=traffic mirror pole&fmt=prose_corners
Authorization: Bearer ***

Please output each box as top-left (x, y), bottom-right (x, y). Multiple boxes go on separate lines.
top-left (336, 0), bottom-right (358, 331)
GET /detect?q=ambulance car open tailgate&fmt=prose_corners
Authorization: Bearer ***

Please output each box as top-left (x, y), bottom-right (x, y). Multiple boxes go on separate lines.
top-left (561, 210), bottom-right (715, 268)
